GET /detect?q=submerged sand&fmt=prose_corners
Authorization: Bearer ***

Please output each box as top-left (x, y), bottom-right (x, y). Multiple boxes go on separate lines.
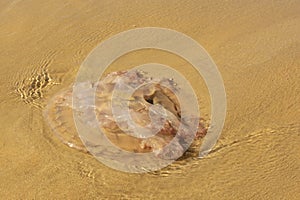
top-left (0, 0), bottom-right (299, 199)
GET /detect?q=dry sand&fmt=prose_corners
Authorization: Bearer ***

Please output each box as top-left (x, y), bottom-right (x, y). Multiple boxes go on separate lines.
top-left (0, 0), bottom-right (299, 199)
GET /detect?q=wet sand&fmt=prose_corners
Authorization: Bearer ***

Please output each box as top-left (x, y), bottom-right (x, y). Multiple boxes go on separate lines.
top-left (0, 0), bottom-right (299, 199)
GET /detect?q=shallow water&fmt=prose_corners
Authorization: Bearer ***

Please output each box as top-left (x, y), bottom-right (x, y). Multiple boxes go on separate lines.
top-left (0, 0), bottom-right (299, 199)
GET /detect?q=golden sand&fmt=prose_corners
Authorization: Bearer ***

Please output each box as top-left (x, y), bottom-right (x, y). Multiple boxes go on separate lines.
top-left (0, 0), bottom-right (299, 199)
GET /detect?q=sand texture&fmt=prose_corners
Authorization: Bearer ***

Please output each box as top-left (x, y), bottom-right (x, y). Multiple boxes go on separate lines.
top-left (0, 0), bottom-right (299, 199)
